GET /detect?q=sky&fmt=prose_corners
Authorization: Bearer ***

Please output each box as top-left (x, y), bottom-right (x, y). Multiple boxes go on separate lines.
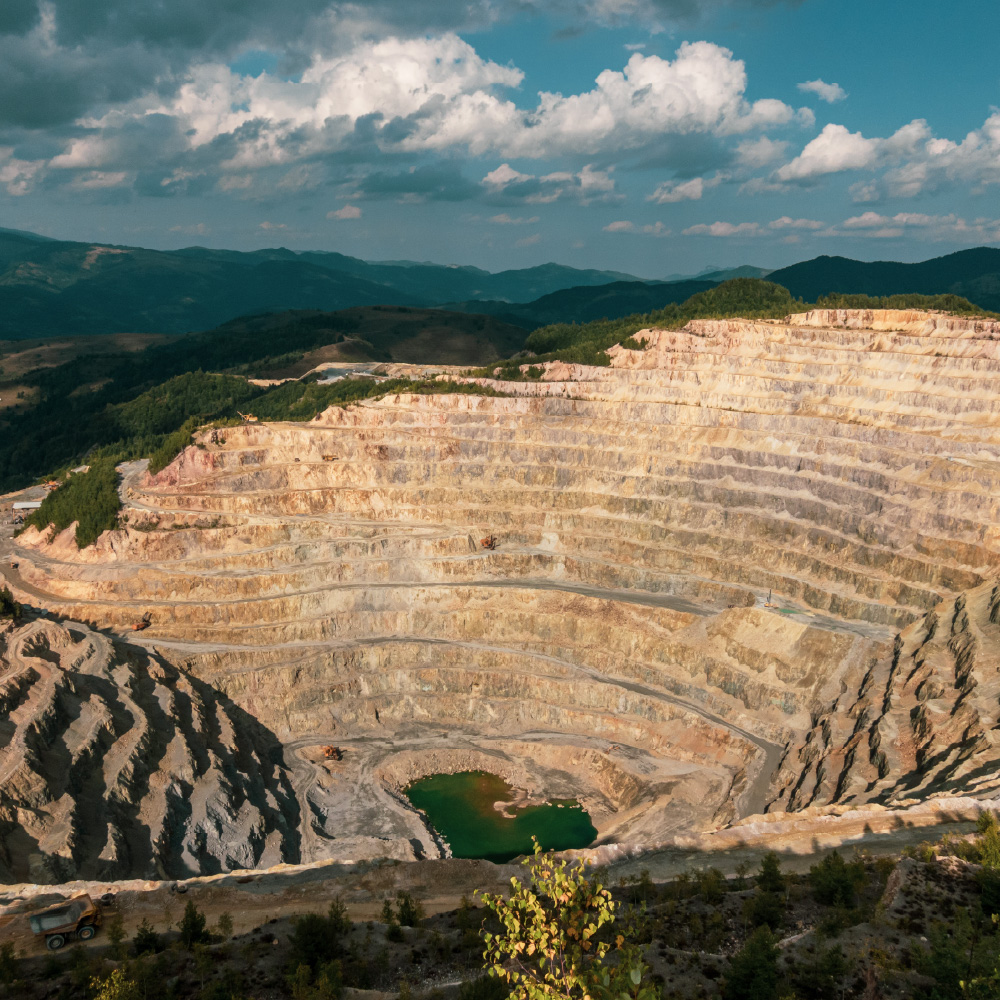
top-left (1, 0), bottom-right (998, 278)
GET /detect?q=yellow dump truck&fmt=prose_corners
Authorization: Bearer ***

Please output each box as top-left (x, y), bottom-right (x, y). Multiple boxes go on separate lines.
top-left (28, 893), bottom-right (101, 949)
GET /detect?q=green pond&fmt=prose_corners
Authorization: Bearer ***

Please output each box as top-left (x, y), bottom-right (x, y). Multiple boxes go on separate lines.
top-left (404, 770), bottom-right (597, 863)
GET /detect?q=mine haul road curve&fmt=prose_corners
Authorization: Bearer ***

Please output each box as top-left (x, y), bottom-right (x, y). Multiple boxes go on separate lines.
top-left (0, 452), bottom-right (883, 853)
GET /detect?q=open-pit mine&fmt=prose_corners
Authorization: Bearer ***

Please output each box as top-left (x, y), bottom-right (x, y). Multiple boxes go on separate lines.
top-left (3, 308), bottom-right (1000, 888)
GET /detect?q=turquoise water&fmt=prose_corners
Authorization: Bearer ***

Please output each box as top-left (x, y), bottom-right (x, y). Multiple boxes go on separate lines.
top-left (404, 770), bottom-right (597, 863)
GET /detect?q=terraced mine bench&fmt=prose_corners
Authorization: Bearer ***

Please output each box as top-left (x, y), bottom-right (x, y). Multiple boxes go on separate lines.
top-left (4, 308), bottom-right (1000, 881)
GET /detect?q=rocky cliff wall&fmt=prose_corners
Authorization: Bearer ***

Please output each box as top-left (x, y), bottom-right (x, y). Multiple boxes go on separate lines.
top-left (6, 308), bottom-right (1000, 875)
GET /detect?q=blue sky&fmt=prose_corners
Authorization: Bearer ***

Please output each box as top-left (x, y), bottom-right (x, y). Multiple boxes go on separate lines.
top-left (1, 0), bottom-right (997, 277)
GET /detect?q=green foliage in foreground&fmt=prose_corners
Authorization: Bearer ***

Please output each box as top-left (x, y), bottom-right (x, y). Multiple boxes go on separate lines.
top-left (290, 900), bottom-right (351, 971)
top-left (177, 900), bottom-right (210, 950)
top-left (479, 840), bottom-right (657, 1000)
top-left (24, 459), bottom-right (121, 548)
top-left (809, 850), bottom-right (865, 908)
top-left (721, 926), bottom-right (779, 1000)
top-left (43, 830), bottom-right (1000, 1000)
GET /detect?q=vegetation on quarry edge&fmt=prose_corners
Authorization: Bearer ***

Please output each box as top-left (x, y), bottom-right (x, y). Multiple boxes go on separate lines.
top-left (9, 818), bottom-right (1000, 1000)
top-left (7, 278), bottom-right (996, 547)
top-left (20, 374), bottom-right (509, 547)
top-left (0, 307), bottom-right (514, 492)
top-left (469, 280), bottom-right (996, 378)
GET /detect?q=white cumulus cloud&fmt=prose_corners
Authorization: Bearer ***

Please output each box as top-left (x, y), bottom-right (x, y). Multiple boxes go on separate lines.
top-left (736, 136), bottom-right (788, 168)
top-left (328, 204), bottom-right (362, 220)
top-left (482, 163), bottom-right (618, 203)
top-left (490, 213), bottom-right (539, 224)
top-left (603, 220), bottom-right (670, 235)
top-left (775, 123), bottom-right (881, 182)
top-left (647, 175), bottom-right (717, 203)
top-left (773, 113), bottom-right (1000, 196)
top-left (50, 36), bottom-right (806, 176)
top-left (682, 220), bottom-right (761, 236)
top-left (797, 79), bottom-right (847, 103)
top-left (768, 216), bottom-right (824, 230)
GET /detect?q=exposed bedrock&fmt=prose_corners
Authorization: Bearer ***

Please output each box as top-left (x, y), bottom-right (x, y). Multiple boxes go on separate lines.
top-left (0, 618), bottom-right (299, 883)
top-left (771, 576), bottom-right (1000, 812)
top-left (6, 308), bottom-right (1000, 874)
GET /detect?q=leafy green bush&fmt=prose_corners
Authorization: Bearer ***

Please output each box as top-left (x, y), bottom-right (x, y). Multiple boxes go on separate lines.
top-left (177, 899), bottom-right (209, 950)
top-left (0, 586), bottom-right (21, 620)
top-left (696, 867), bottom-right (726, 905)
top-left (479, 841), bottom-right (658, 1000)
top-left (24, 460), bottom-right (121, 548)
top-left (757, 852), bottom-right (786, 894)
top-left (722, 926), bottom-right (779, 1000)
top-left (809, 851), bottom-right (865, 907)
top-left (89, 968), bottom-right (140, 1000)
top-left (393, 891), bottom-right (424, 927)
top-left (743, 890), bottom-right (784, 931)
top-left (132, 919), bottom-right (161, 956)
top-left (458, 975), bottom-right (510, 1000)
top-left (914, 909), bottom-right (1000, 1000)
top-left (287, 960), bottom-right (343, 1000)
top-left (792, 945), bottom-right (847, 1000)
top-left (291, 900), bottom-right (352, 971)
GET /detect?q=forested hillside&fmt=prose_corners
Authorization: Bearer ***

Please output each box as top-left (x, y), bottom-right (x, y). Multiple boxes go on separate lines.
top-left (768, 247), bottom-right (1000, 311)
top-left (3, 279), bottom-right (994, 501)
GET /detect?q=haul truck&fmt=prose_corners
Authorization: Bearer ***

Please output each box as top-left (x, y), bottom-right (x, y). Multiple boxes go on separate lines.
top-left (28, 894), bottom-right (101, 950)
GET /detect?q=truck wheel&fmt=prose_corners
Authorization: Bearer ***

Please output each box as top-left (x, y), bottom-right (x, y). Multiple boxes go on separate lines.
top-left (77, 925), bottom-right (96, 941)
top-left (46, 935), bottom-right (66, 950)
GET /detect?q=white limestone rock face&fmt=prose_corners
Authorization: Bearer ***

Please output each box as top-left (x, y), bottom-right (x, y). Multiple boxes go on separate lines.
top-left (7, 308), bottom-right (1000, 875)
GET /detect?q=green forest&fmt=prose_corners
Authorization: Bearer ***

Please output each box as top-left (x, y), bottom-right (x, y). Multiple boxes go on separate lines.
top-left (24, 460), bottom-right (122, 547)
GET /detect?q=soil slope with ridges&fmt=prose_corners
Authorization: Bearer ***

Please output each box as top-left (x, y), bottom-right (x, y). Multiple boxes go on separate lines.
top-left (0, 618), bottom-right (299, 883)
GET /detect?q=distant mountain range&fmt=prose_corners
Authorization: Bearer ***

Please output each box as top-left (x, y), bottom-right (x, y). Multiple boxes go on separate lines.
top-left (0, 228), bottom-right (643, 339)
top-left (1, 227), bottom-right (998, 339)
top-left (444, 278), bottom-right (719, 328)
top-left (768, 247), bottom-right (1000, 312)
top-left (212, 306), bottom-right (528, 370)
top-left (664, 264), bottom-right (772, 282)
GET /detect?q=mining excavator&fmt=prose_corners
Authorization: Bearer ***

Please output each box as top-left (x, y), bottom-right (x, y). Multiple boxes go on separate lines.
top-left (131, 612), bottom-right (152, 631)
top-left (237, 411), bottom-right (259, 423)
top-left (322, 745), bottom-right (343, 760)
top-left (480, 534), bottom-right (497, 550)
